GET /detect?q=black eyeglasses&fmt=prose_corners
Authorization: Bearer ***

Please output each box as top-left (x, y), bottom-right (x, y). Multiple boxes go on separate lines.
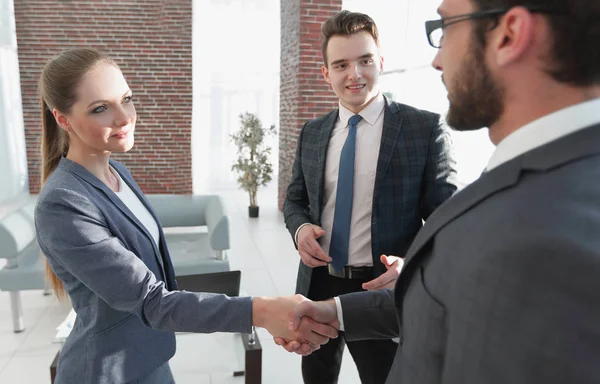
top-left (425, 6), bottom-right (563, 48)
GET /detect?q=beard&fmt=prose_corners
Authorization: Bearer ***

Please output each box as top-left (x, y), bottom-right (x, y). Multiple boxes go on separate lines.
top-left (445, 39), bottom-right (505, 132)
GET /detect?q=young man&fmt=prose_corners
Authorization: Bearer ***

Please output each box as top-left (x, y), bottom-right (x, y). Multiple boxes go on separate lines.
top-left (283, 10), bottom-right (459, 384)
top-left (286, 0), bottom-right (600, 383)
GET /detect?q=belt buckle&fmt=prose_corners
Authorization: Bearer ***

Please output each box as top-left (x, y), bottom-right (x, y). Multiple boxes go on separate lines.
top-left (327, 264), bottom-right (346, 278)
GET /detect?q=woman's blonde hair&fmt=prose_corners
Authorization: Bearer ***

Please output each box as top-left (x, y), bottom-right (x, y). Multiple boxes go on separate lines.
top-left (38, 47), bottom-right (116, 298)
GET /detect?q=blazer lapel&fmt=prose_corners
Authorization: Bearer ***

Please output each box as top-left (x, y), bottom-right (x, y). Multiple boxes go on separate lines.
top-left (405, 158), bottom-right (521, 265)
top-left (316, 111), bottom-right (339, 216)
top-left (109, 161), bottom-right (157, 240)
top-left (59, 158), bottom-right (167, 280)
top-left (373, 98), bottom-right (403, 202)
top-left (108, 161), bottom-right (169, 282)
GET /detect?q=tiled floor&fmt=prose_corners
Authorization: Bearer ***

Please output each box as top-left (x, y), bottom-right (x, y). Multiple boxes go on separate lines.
top-left (0, 182), bottom-right (361, 384)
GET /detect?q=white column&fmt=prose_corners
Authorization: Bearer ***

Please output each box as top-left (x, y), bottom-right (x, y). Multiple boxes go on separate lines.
top-left (191, 0), bottom-right (210, 194)
top-left (0, 0), bottom-right (29, 203)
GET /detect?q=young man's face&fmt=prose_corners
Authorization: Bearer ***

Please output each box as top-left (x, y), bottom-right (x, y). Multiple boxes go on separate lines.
top-left (322, 31), bottom-right (384, 114)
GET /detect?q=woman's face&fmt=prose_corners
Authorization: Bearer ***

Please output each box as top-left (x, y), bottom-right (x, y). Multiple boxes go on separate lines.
top-left (55, 61), bottom-right (137, 156)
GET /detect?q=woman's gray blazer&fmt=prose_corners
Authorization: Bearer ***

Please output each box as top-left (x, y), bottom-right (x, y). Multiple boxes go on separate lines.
top-left (35, 157), bottom-right (252, 384)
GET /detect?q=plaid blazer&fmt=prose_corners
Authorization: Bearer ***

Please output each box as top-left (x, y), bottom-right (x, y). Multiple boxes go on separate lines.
top-left (284, 97), bottom-right (459, 295)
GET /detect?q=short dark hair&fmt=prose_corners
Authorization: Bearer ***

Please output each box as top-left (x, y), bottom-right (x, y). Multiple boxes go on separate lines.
top-left (470, 0), bottom-right (600, 86)
top-left (321, 10), bottom-right (379, 66)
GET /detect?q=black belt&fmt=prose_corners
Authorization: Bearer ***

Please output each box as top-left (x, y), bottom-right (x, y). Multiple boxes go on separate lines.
top-left (328, 264), bottom-right (374, 279)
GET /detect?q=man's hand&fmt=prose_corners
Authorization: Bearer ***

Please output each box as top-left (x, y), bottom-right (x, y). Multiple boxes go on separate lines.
top-left (252, 295), bottom-right (338, 352)
top-left (362, 255), bottom-right (404, 291)
top-left (274, 299), bottom-right (340, 356)
top-left (297, 224), bottom-right (332, 268)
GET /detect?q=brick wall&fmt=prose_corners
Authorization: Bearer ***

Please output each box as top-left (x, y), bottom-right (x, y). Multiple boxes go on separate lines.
top-left (278, 0), bottom-right (342, 210)
top-left (14, 0), bottom-right (192, 194)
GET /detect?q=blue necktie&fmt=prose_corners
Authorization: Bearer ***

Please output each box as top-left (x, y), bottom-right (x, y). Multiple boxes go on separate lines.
top-left (330, 114), bottom-right (362, 272)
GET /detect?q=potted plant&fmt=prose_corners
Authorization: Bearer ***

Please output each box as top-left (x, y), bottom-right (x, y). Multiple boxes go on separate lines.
top-left (230, 112), bottom-right (276, 218)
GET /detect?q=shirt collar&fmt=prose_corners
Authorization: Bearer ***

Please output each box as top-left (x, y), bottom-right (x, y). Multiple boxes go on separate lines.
top-left (487, 98), bottom-right (600, 171)
top-left (338, 92), bottom-right (385, 127)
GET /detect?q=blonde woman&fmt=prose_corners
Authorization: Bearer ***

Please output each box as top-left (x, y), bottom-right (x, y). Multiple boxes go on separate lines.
top-left (35, 48), bottom-right (336, 384)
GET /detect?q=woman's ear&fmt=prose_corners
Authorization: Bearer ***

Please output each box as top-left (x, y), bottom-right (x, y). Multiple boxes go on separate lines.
top-left (53, 109), bottom-right (71, 132)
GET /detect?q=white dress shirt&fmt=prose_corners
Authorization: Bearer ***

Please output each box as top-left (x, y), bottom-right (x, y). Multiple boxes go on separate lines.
top-left (296, 93), bottom-right (385, 267)
top-left (336, 97), bottom-right (600, 331)
top-left (487, 98), bottom-right (600, 171)
top-left (111, 167), bottom-right (160, 247)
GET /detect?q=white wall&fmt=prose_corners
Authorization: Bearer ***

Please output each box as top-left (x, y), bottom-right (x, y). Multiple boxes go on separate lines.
top-left (0, 0), bottom-right (29, 202)
top-left (192, 0), bottom-right (280, 193)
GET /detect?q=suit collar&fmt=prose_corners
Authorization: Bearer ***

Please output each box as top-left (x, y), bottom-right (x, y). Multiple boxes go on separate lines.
top-left (58, 156), bottom-right (109, 192)
top-left (520, 122), bottom-right (600, 172)
top-left (487, 98), bottom-right (600, 171)
top-left (399, 123), bottom-right (600, 284)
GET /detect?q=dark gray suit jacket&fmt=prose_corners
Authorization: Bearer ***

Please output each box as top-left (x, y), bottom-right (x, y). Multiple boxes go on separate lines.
top-left (35, 158), bottom-right (252, 384)
top-left (340, 123), bottom-right (600, 384)
top-left (284, 97), bottom-right (459, 295)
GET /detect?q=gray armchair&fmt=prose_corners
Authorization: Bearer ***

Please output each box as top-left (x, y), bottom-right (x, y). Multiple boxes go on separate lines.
top-left (0, 194), bottom-right (231, 332)
top-left (0, 197), bottom-right (46, 332)
top-left (146, 194), bottom-right (231, 276)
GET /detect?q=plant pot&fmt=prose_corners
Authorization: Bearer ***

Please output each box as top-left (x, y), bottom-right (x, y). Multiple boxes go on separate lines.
top-left (248, 206), bottom-right (259, 218)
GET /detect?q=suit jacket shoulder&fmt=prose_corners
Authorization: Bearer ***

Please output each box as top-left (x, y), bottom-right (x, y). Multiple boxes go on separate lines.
top-left (387, 99), bottom-right (441, 131)
top-left (302, 109), bottom-right (338, 135)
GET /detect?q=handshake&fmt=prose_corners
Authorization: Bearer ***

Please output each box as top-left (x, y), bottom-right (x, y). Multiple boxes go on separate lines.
top-left (250, 254), bottom-right (404, 355)
top-left (252, 295), bottom-right (339, 356)
top-left (251, 252), bottom-right (404, 355)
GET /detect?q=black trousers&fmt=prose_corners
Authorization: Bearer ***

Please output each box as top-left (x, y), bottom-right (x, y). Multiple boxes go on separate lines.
top-left (302, 266), bottom-right (397, 384)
